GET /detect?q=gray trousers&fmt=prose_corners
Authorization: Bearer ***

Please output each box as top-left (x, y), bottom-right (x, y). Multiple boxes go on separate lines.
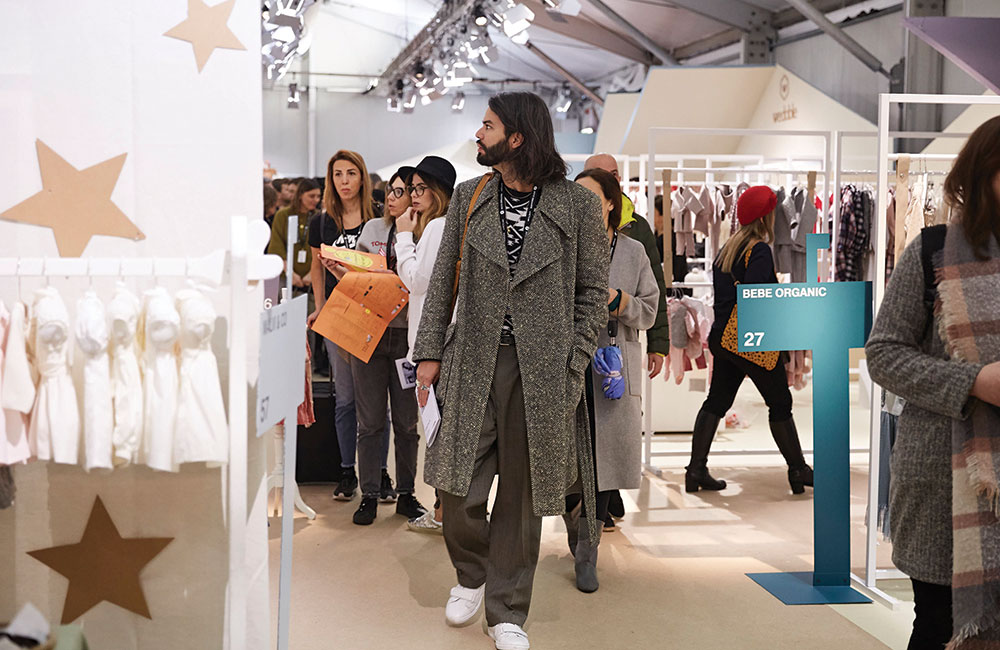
top-left (440, 344), bottom-right (542, 628)
top-left (351, 327), bottom-right (420, 496)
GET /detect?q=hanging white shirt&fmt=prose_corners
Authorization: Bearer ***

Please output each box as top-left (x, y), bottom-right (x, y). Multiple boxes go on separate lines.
top-left (173, 289), bottom-right (228, 466)
top-left (29, 287), bottom-right (80, 464)
top-left (141, 287), bottom-right (180, 472)
top-left (1, 301), bottom-right (34, 465)
top-left (75, 291), bottom-right (113, 471)
top-left (394, 217), bottom-right (447, 363)
top-left (108, 286), bottom-right (143, 466)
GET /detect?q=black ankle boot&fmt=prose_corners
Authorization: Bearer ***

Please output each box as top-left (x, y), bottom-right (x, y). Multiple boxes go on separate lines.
top-left (685, 409), bottom-right (727, 493)
top-left (769, 419), bottom-right (813, 494)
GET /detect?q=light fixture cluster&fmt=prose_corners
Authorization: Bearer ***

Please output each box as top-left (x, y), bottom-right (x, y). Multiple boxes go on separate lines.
top-left (385, 1), bottom-right (541, 113)
top-left (261, 0), bottom-right (317, 81)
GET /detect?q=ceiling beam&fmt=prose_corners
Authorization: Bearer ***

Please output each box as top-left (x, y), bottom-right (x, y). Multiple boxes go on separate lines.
top-left (660, 0), bottom-right (772, 32)
top-left (524, 41), bottom-right (605, 106)
top-left (583, 0), bottom-right (678, 65)
top-left (784, 0), bottom-right (891, 77)
top-left (522, 0), bottom-right (654, 65)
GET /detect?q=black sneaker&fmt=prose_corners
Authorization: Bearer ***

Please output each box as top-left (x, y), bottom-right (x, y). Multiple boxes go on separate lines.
top-left (353, 496), bottom-right (378, 525)
top-left (379, 469), bottom-right (398, 504)
top-left (333, 469), bottom-right (358, 501)
top-left (396, 493), bottom-right (428, 519)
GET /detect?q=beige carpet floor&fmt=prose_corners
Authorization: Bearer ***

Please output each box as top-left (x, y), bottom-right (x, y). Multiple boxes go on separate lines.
top-left (267, 460), bottom-right (915, 650)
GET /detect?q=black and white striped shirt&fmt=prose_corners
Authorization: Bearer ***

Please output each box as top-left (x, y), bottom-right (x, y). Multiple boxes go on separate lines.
top-left (500, 182), bottom-right (539, 339)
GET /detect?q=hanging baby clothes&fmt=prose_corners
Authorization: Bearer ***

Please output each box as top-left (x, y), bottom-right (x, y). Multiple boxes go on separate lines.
top-left (108, 286), bottom-right (143, 465)
top-left (142, 287), bottom-right (181, 472)
top-left (691, 185), bottom-right (714, 238)
top-left (76, 291), bottom-right (113, 471)
top-left (836, 185), bottom-right (870, 282)
top-left (729, 182), bottom-right (751, 235)
top-left (173, 289), bottom-right (228, 466)
top-left (903, 176), bottom-right (926, 249)
top-left (784, 186), bottom-right (818, 282)
top-left (772, 187), bottom-right (793, 274)
top-left (671, 187), bottom-right (698, 257)
top-left (29, 287), bottom-right (80, 464)
top-left (1, 301), bottom-right (34, 465)
top-left (712, 184), bottom-right (735, 252)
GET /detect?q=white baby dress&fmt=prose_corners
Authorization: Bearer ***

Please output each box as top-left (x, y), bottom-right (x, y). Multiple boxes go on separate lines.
top-left (28, 287), bottom-right (80, 464)
top-left (141, 287), bottom-right (180, 472)
top-left (108, 286), bottom-right (142, 465)
top-left (174, 289), bottom-right (228, 466)
top-left (76, 291), bottom-right (113, 471)
top-left (1, 301), bottom-right (35, 464)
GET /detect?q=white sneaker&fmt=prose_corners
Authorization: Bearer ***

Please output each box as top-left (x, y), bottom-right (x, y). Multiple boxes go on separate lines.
top-left (445, 584), bottom-right (485, 626)
top-left (407, 511), bottom-right (443, 534)
top-left (488, 623), bottom-right (530, 650)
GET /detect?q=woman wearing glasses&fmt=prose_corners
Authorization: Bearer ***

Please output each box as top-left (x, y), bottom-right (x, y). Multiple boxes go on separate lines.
top-left (346, 162), bottom-right (447, 526)
top-left (308, 150), bottom-right (391, 505)
top-left (392, 156), bottom-right (458, 534)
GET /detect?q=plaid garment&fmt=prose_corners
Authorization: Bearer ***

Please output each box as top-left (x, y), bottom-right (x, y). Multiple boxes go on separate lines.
top-left (835, 185), bottom-right (869, 281)
top-left (935, 224), bottom-right (1000, 648)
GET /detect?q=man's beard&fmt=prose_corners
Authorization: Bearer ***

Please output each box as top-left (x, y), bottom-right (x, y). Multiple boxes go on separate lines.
top-left (476, 138), bottom-right (512, 167)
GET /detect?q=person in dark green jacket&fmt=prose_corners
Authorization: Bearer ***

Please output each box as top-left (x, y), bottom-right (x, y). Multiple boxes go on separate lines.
top-left (585, 154), bottom-right (668, 377)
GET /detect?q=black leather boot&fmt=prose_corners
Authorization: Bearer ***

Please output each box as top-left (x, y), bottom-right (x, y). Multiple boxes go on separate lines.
top-left (685, 409), bottom-right (727, 493)
top-left (769, 418), bottom-right (813, 494)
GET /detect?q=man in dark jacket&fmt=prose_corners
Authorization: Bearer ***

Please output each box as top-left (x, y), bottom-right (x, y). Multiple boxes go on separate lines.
top-left (585, 153), bottom-right (668, 378)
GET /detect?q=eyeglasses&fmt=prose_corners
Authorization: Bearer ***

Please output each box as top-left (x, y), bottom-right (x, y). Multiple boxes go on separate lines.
top-left (407, 184), bottom-right (429, 197)
top-left (386, 187), bottom-right (406, 199)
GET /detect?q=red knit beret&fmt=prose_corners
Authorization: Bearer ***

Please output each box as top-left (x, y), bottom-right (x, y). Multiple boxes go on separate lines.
top-left (736, 185), bottom-right (777, 226)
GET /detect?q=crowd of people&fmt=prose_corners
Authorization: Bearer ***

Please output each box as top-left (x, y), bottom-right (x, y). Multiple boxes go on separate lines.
top-left (258, 93), bottom-right (1000, 650)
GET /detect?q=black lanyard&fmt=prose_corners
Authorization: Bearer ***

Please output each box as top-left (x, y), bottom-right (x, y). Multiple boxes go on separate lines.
top-left (386, 223), bottom-right (397, 273)
top-left (608, 230), bottom-right (619, 342)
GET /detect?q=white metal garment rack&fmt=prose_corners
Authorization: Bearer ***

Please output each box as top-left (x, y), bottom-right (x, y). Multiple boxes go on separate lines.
top-left (862, 93), bottom-right (1000, 605)
top-left (640, 127), bottom-right (834, 477)
top-left (0, 217), bottom-right (282, 650)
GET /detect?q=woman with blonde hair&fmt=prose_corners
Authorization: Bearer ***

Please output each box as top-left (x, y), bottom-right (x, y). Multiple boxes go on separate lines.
top-left (686, 186), bottom-right (813, 495)
top-left (308, 150), bottom-right (391, 503)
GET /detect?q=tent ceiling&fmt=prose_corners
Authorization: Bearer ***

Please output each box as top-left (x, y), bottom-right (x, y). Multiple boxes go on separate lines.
top-left (301, 0), bottom-right (893, 92)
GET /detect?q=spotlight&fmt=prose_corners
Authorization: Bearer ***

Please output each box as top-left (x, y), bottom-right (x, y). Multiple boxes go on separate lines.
top-left (387, 95), bottom-right (401, 113)
top-left (287, 82), bottom-right (300, 109)
top-left (451, 92), bottom-right (466, 113)
top-left (414, 63), bottom-right (426, 81)
top-left (554, 86), bottom-right (572, 113)
top-left (579, 103), bottom-right (599, 134)
top-left (474, 6), bottom-right (489, 26)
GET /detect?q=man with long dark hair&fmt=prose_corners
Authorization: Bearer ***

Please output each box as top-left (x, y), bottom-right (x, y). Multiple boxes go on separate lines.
top-left (412, 92), bottom-right (609, 649)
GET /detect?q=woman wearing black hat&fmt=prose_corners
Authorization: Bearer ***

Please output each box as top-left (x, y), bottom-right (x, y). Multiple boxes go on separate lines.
top-left (347, 163), bottom-right (441, 526)
top-left (393, 156), bottom-right (458, 533)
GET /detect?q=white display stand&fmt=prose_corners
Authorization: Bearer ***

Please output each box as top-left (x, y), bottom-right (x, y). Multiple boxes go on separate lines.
top-left (0, 217), bottom-right (283, 649)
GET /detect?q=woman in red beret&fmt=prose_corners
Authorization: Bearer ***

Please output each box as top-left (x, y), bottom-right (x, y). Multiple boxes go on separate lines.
top-left (685, 185), bottom-right (813, 495)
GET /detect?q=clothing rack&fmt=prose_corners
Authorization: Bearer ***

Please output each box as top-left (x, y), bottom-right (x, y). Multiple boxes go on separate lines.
top-left (0, 217), bottom-right (281, 650)
top-left (640, 127), bottom-right (834, 483)
top-left (861, 94), bottom-right (1000, 607)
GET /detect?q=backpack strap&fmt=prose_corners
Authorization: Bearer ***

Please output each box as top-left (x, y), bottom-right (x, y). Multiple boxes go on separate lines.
top-left (452, 173), bottom-right (493, 313)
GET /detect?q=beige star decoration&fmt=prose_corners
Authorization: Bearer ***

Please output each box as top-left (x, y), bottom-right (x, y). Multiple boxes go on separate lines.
top-left (0, 140), bottom-right (145, 257)
top-left (165, 0), bottom-right (247, 72)
top-left (27, 496), bottom-right (173, 624)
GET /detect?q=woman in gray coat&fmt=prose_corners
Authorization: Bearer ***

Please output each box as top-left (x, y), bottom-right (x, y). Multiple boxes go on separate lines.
top-left (866, 115), bottom-right (1000, 649)
top-left (566, 169), bottom-right (659, 593)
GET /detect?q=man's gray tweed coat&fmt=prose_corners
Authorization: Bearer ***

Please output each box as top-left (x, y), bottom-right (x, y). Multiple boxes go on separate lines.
top-left (411, 173), bottom-right (609, 518)
top-left (866, 233), bottom-right (984, 585)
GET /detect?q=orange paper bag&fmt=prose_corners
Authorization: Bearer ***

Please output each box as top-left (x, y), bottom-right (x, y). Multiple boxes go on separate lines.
top-left (311, 271), bottom-right (409, 363)
top-left (320, 245), bottom-right (388, 273)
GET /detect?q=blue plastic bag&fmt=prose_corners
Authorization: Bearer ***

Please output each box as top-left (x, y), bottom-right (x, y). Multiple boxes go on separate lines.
top-left (593, 346), bottom-right (624, 400)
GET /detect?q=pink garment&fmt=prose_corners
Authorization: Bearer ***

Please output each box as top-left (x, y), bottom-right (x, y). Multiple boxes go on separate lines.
top-left (667, 297), bottom-right (713, 384)
top-left (298, 342), bottom-right (315, 427)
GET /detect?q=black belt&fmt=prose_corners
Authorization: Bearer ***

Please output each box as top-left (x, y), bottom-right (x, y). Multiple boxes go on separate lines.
top-left (499, 332), bottom-right (516, 346)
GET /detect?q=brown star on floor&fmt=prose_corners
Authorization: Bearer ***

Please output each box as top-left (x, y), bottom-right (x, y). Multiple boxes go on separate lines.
top-left (165, 0), bottom-right (246, 72)
top-left (27, 496), bottom-right (173, 623)
top-left (0, 140), bottom-right (144, 257)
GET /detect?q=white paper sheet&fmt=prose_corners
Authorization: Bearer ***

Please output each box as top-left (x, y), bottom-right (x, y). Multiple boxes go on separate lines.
top-left (420, 386), bottom-right (441, 447)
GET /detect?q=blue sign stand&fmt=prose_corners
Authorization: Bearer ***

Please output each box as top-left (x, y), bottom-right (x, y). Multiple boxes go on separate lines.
top-left (738, 233), bottom-right (873, 605)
